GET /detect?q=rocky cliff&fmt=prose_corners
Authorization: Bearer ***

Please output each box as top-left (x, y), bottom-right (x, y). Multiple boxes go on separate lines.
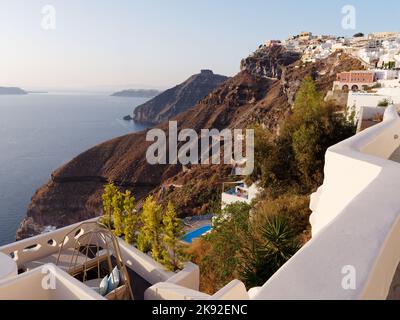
top-left (241, 45), bottom-right (301, 79)
top-left (16, 46), bottom-right (363, 240)
top-left (132, 70), bottom-right (228, 124)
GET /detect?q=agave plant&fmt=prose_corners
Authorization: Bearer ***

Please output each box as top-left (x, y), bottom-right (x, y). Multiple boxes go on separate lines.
top-left (239, 215), bottom-right (300, 288)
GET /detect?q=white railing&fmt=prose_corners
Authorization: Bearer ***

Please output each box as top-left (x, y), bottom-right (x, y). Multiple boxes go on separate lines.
top-left (0, 217), bottom-right (201, 298)
top-left (253, 105), bottom-right (400, 300)
top-left (0, 218), bottom-right (99, 269)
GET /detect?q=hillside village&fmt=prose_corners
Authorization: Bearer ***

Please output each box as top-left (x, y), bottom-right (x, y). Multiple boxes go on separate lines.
top-left (261, 31), bottom-right (400, 132)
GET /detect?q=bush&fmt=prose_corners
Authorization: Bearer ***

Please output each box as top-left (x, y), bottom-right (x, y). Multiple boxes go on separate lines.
top-left (378, 99), bottom-right (389, 107)
top-left (194, 202), bottom-right (252, 292)
top-left (189, 195), bottom-right (310, 292)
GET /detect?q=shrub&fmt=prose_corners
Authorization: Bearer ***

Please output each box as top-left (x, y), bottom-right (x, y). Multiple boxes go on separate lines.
top-left (137, 195), bottom-right (163, 260)
top-left (378, 99), bottom-right (389, 107)
top-left (161, 202), bottom-right (185, 271)
top-left (238, 215), bottom-right (300, 288)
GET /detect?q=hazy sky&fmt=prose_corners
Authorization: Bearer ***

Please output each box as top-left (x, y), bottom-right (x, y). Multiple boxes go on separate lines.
top-left (1, 0), bottom-right (399, 92)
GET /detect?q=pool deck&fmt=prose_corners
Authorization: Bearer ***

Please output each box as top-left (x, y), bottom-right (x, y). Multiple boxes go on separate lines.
top-left (182, 220), bottom-right (212, 233)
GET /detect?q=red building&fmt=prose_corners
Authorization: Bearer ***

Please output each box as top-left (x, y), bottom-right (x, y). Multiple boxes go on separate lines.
top-left (336, 71), bottom-right (375, 84)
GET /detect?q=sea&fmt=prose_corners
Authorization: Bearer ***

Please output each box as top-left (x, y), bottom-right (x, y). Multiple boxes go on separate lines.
top-left (0, 93), bottom-right (150, 245)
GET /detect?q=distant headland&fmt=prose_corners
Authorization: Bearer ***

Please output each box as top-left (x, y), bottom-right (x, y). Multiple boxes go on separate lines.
top-left (111, 89), bottom-right (161, 98)
top-left (0, 87), bottom-right (28, 95)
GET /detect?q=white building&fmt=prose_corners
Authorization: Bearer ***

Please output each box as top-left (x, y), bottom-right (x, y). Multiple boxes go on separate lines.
top-left (347, 89), bottom-right (400, 120)
top-left (374, 69), bottom-right (400, 81)
top-left (221, 182), bottom-right (261, 210)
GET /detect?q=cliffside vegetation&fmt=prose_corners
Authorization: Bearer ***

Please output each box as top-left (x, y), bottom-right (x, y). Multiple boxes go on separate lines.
top-left (249, 75), bottom-right (356, 195)
top-left (188, 76), bottom-right (357, 293)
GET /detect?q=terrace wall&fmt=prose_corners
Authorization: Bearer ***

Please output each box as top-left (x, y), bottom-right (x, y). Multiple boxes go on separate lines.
top-left (252, 106), bottom-right (400, 299)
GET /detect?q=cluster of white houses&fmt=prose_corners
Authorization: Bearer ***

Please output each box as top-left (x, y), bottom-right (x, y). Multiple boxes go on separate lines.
top-left (264, 31), bottom-right (400, 66)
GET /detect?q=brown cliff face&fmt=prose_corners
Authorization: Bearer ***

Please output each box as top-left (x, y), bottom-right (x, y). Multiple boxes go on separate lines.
top-left (16, 47), bottom-right (363, 240)
top-left (133, 70), bottom-right (228, 124)
top-left (241, 45), bottom-right (301, 79)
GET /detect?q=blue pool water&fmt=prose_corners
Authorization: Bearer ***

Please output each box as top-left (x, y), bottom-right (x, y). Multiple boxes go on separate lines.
top-left (182, 225), bottom-right (212, 244)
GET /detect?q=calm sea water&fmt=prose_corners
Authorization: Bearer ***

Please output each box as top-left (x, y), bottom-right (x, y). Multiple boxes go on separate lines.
top-left (0, 93), bottom-right (150, 245)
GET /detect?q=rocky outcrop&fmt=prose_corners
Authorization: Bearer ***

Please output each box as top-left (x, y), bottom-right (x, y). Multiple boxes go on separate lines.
top-left (132, 70), bottom-right (228, 124)
top-left (240, 45), bottom-right (301, 79)
top-left (16, 47), bottom-right (363, 240)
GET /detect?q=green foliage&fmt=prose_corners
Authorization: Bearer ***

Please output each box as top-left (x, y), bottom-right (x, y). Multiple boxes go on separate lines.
top-left (384, 61), bottom-right (396, 70)
top-left (370, 82), bottom-right (382, 89)
top-left (195, 200), bottom-right (305, 292)
top-left (238, 215), bottom-right (300, 288)
top-left (102, 183), bottom-right (119, 229)
top-left (199, 202), bottom-right (252, 290)
top-left (353, 32), bottom-right (364, 38)
top-left (101, 183), bottom-right (139, 242)
top-left (137, 195), bottom-right (163, 261)
top-left (250, 76), bottom-right (356, 194)
top-left (112, 190), bottom-right (124, 237)
top-left (137, 197), bottom-right (186, 269)
top-left (123, 190), bottom-right (139, 244)
top-left (378, 98), bottom-right (389, 107)
top-left (161, 202), bottom-right (185, 271)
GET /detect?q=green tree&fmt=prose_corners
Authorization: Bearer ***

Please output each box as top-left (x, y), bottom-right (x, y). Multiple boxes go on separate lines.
top-left (161, 201), bottom-right (185, 271)
top-left (112, 190), bottom-right (124, 237)
top-left (137, 195), bottom-right (163, 261)
top-left (102, 182), bottom-right (120, 230)
top-left (123, 190), bottom-right (139, 244)
top-left (101, 183), bottom-right (141, 240)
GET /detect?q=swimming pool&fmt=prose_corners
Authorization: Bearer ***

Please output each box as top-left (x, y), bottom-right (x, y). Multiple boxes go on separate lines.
top-left (182, 225), bottom-right (212, 244)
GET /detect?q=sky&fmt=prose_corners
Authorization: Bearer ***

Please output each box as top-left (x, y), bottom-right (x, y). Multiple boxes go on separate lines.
top-left (0, 0), bottom-right (400, 92)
